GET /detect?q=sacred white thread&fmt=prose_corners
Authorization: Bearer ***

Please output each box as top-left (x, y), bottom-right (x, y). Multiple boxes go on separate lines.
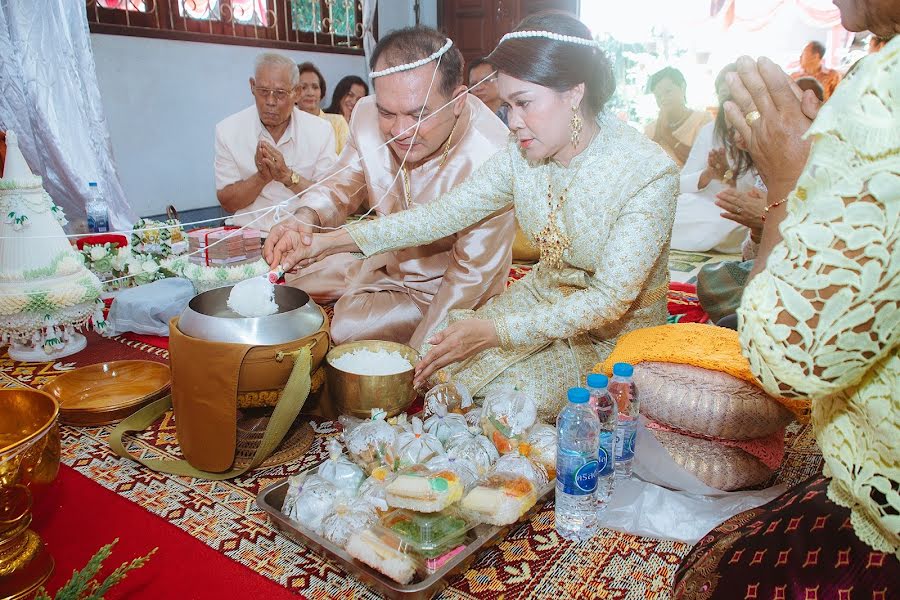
top-left (499, 30), bottom-right (600, 48)
top-left (369, 38), bottom-right (453, 79)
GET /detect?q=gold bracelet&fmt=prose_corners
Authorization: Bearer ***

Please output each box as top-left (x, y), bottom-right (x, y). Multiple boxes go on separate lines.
top-left (762, 198), bottom-right (788, 222)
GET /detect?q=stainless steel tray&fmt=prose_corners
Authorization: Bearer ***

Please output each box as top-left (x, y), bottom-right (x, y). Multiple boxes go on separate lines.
top-left (256, 466), bottom-right (554, 600)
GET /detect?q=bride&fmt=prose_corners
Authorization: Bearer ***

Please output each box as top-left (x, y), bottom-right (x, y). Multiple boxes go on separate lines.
top-left (266, 11), bottom-right (678, 422)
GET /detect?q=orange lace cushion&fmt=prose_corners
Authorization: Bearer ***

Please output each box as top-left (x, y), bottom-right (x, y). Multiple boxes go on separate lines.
top-left (634, 362), bottom-right (794, 440)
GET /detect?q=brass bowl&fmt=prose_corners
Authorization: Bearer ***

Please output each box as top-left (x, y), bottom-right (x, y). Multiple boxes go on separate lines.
top-left (0, 389), bottom-right (60, 598)
top-left (325, 340), bottom-right (419, 419)
top-left (0, 389), bottom-right (60, 493)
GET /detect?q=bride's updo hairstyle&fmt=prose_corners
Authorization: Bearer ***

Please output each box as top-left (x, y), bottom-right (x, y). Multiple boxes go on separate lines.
top-left (486, 11), bottom-right (615, 118)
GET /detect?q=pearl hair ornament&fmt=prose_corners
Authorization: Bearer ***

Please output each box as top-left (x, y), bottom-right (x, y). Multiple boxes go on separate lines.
top-left (498, 30), bottom-right (600, 48)
top-left (369, 38), bottom-right (454, 79)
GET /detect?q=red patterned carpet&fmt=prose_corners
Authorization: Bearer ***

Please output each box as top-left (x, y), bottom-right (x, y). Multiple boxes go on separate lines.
top-left (1, 265), bottom-right (819, 599)
top-left (1, 331), bottom-right (823, 600)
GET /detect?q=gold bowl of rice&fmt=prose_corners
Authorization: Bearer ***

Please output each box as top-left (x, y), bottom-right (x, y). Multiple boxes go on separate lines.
top-left (325, 340), bottom-right (419, 418)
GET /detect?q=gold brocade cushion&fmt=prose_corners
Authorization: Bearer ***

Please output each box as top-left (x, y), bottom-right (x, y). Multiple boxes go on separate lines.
top-left (237, 367), bottom-right (327, 408)
top-left (634, 362), bottom-right (793, 440)
top-left (652, 429), bottom-right (772, 491)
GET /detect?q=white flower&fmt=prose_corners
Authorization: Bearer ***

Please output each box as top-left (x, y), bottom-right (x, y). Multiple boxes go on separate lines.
top-left (89, 246), bottom-right (108, 261)
top-left (111, 252), bottom-right (129, 272)
top-left (141, 259), bottom-right (159, 274)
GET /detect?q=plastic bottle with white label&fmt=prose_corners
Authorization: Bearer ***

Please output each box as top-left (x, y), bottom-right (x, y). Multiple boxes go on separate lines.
top-left (587, 373), bottom-right (616, 510)
top-left (555, 387), bottom-right (601, 541)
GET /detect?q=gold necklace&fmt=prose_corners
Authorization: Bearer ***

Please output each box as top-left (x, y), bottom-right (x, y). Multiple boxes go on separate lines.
top-left (535, 134), bottom-right (596, 269)
top-left (401, 117), bottom-right (459, 208)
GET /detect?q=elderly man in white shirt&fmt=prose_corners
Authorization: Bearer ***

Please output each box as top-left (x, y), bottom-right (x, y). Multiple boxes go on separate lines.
top-left (215, 52), bottom-right (337, 233)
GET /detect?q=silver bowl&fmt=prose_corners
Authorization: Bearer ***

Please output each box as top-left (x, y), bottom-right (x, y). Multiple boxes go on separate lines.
top-left (178, 285), bottom-right (324, 345)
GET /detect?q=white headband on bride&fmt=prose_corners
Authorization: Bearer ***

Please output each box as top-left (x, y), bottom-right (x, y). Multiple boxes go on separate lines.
top-left (369, 38), bottom-right (454, 79)
top-left (499, 30), bottom-right (600, 48)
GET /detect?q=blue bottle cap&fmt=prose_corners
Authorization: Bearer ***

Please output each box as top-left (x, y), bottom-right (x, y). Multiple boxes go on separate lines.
top-left (613, 363), bottom-right (633, 377)
top-left (567, 387), bottom-right (589, 404)
top-left (586, 373), bottom-right (609, 388)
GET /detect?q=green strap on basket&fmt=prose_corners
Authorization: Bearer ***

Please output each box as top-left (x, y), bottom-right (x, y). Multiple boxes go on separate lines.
top-left (109, 346), bottom-right (312, 480)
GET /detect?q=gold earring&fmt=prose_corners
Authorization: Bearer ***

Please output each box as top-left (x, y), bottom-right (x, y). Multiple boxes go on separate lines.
top-left (570, 105), bottom-right (583, 148)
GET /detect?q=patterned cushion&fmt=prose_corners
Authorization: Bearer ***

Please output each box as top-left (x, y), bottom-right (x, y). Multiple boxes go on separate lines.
top-left (635, 362), bottom-right (793, 440)
top-left (652, 429), bottom-right (772, 491)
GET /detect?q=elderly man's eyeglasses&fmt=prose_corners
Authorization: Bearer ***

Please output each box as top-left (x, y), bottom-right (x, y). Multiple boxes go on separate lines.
top-left (254, 87), bottom-right (293, 101)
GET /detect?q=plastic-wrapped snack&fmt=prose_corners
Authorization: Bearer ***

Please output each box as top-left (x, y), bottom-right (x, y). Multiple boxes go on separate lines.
top-left (481, 386), bottom-right (538, 455)
top-left (396, 417), bottom-right (445, 466)
top-left (524, 424), bottom-right (557, 479)
top-left (388, 412), bottom-right (413, 432)
top-left (317, 438), bottom-right (365, 497)
top-left (381, 508), bottom-right (473, 560)
top-left (423, 404), bottom-right (469, 446)
top-left (464, 407), bottom-right (482, 429)
top-left (385, 464), bottom-right (464, 513)
top-left (459, 472), bottom-right (537, 526)
top-left (338, 414), bottom-right (364, 439)
top-left (490, 452), bottom-right (550, 489)
top-left (357, 465), bottom-right (398, 508)
top-left (424, 370), bottom-right (473, 417)
top-left (445, 427), bottom-right (500, 476)
top-left (344, 409), bottom-right (399, 474)
top-left (425, 453), bottom-right (480, 491)
top-left (321, 501), bottom-right (380, 547)
top-left (346, 529), bottom-right (418, 585)
top-left (281, 473), bottom-right (338, 533)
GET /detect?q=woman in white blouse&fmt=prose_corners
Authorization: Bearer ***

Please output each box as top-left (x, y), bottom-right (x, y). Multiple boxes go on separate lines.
top-left (671, 64), bottom-right (766, 254)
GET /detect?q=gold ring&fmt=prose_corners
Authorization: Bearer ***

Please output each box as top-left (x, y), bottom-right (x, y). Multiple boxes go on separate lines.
top-left (745, 110), bottom-right (761, 126)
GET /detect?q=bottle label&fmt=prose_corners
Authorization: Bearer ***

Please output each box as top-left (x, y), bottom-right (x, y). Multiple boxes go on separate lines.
top-left (615, 426), bottom-right (637, 461)
top-left (597, 431), bottom-right (614, 476)
top-left (557, 456), bottom-right (599, 495)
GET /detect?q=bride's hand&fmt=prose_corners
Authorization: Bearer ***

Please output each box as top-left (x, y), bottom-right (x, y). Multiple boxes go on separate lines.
top-left (414, 319), bottom-right (499, 388)
top-left (279, 229), bottom-right (360, 272)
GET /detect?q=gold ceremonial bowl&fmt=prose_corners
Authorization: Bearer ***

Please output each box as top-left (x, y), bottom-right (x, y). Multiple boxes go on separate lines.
top-left (0, 389), bottom-right (60, 599)
top-left (325, 340), bottom-right (419, 419)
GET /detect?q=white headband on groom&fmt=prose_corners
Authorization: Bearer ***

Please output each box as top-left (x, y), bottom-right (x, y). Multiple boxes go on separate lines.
top-left (369, 38), bottom-right (454, 79)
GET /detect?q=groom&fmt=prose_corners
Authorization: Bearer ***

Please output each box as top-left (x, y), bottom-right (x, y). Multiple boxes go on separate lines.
top-left (265, 26), bottom-right (514, 350)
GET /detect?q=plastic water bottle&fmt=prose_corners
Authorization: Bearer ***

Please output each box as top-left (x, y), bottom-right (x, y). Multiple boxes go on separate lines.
top-left (555, 387), bottom-right (601, 541)
top-left (86, 181), bottom-right (109, 233)
top-left (611, 363), bottom-right (639, 479)
top-left (587, 373), bottom-right (616, 510)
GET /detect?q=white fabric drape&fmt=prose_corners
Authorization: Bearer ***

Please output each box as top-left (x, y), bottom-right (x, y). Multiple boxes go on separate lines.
top-left (361, 0), bottom-right (377, 73)
top-left (0, 0), bottom-right (134, 231)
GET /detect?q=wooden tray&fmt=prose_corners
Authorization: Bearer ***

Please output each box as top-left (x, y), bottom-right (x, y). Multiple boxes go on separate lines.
top-left (43, 360), bottom-right (171, 426)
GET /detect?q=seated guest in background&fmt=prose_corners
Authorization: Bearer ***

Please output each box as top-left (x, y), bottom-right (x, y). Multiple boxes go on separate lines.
top-left (215, 52), bottom-right (337, 233)
top-left (790, 40), bottom-right (841, 100)
top-left (794, 76), bottom-right (825, 102)
top-left (644, 67), bottom-right (712, 167)
top-left (296, 62), bottom-right (350, 154)
top-left (671, 63), bottom-right (764, 254)
top-left (467, 57), bottom-right (508, 125)
top-left (325, 75), bottom-right (369, 124)
top-left (264, 26), bottom-right (514, 349)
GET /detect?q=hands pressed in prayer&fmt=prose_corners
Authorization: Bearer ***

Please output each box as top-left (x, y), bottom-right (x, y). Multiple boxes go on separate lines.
top-left (723, 56), bottom-right (819, 193)
top-left (413, 319), bottom-right (499, 389)
top-left (715, 187), bottom-right (767, 241)
top-left (723, 55), bottom-right (822, 278)
top-left (255, 142), bottom-right (275, 182)
top-left (699, 148), bottom-right (732, 189)
top-left (258, 141), bottom-right (293, 186)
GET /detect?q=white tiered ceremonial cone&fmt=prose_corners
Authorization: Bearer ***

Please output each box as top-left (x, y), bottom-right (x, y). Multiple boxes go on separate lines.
top-left (0, 131), bottom-right (105, 361)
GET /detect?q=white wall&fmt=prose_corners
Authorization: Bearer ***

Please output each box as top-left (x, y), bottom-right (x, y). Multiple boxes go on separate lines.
top-left (90, 34), bottom-right (367, 218)
top-left (377, 0), bottom-right (438, 32)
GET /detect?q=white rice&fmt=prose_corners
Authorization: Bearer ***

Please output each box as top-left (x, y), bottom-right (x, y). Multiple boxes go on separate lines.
top-left (227, 277), bottom-right (278, 318)
top-left (330, 348), bottom-right (412, 376)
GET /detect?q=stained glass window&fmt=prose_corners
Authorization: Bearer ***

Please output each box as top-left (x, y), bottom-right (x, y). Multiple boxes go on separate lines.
top-left (330, 0), bottom-right (357, 37)
top-left (97, 0), bottom-right (149, 12)
top-left (291, 0), bottom-right (322, 33)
